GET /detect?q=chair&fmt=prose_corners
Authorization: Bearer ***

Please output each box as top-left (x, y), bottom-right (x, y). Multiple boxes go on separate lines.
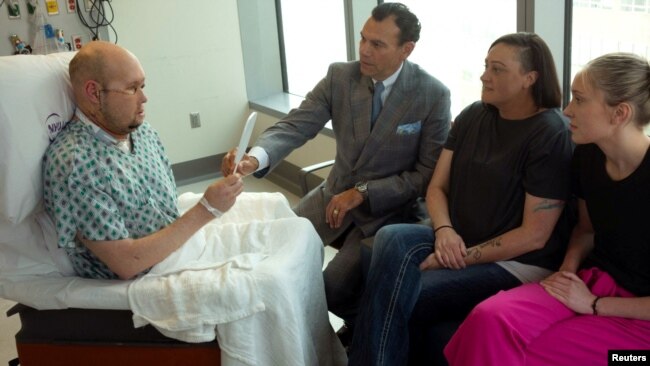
top-left (298, 159), bottom-right (335, 197)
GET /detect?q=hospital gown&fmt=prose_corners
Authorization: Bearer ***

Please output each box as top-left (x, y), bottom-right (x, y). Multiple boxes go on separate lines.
top-left (43, 119), bottom-right (178, 279)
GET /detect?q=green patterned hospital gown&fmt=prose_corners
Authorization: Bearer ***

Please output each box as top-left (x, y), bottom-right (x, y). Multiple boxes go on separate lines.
top-left (43, 120), bottom-right (179, 279)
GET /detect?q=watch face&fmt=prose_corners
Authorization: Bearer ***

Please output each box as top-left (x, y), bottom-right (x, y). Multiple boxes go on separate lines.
top-left (355, 182), bottom-right (368, 193)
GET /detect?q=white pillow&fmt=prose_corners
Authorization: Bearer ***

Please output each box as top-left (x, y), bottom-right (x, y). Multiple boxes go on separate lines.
top-left (0, 52), bottom-right (76, 224)
top-left (0, 212), bottom-right (74, 277)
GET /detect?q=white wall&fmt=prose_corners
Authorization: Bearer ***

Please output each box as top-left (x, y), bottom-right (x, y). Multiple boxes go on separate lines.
top-left (110, 0), bottom-right (336, 171)
top-left (108, 0), bottom-right (249, 165)
top-left (5, 0), bottom-right (336, 171)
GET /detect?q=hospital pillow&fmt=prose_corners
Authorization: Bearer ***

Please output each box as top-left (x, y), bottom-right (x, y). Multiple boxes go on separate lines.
top-left (0, 52), bottom-right (76, 224)
top-left (0, 210), bottom-right (74, 277)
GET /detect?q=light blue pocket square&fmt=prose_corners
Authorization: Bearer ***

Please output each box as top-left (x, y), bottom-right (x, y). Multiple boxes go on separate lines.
top-left (396, 120), bottom-right (421, 135)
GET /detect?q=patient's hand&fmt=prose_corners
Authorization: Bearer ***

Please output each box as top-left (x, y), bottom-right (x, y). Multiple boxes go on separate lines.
top-left (204, 174), bottom-right (244, 212)
top-left (222, 148), bottom-right (259, 177)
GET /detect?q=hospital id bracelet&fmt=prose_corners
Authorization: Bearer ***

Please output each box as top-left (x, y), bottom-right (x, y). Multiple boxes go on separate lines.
top-left (199, 197), bottom-right (224, 218)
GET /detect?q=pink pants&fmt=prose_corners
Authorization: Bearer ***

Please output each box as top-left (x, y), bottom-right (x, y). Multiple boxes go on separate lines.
top-left (444, 268), bottom-right (650, 366)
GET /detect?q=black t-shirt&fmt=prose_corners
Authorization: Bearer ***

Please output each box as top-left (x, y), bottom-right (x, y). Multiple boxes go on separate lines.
top-left (446, 102), bottom-right (574, 270)
top-left (573, 143), bottom-right (650, 296)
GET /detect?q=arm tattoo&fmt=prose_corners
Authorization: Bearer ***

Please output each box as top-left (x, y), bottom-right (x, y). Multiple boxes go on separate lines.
top-left (468, 247), bottom-right (482, 261)
top-left (533, 199), bottom-right (564, 212)
top-left (466, 237), bottom-right (502, 262)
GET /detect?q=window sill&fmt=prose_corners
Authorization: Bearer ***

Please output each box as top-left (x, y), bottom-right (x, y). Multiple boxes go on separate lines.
top-left (249, 92), bottom-right (334, 138)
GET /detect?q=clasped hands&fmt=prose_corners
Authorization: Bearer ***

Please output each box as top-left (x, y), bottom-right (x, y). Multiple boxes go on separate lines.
top-left (419, 227), bottom-right (467, 271)
top-left (421, 230), bottom-right (598, 315)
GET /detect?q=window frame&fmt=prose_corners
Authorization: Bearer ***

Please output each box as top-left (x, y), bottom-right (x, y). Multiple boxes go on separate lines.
top-left (238, 0), bottom-right (568, 123)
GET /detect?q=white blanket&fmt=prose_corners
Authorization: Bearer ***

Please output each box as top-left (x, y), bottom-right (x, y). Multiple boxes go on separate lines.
top-left (127, 192), bottom-right (346, 366)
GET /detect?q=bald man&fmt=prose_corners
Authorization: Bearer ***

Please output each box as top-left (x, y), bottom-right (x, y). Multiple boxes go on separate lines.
top-left (43, 41), bottom-right (244, 280)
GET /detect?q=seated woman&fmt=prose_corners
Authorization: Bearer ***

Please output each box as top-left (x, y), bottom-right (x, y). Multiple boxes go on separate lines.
top-left (347, 32), bottom-right (574, 365)
top-left (444, 53), bottom-right (650, 366)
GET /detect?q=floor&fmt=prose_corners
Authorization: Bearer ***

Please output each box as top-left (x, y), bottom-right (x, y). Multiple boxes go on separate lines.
top-left (0, 177), bottom-right (342, 365)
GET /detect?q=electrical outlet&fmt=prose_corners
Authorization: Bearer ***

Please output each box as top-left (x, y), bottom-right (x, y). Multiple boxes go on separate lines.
top-left (66, 0), bottom-right (76, 13)
top-left (190, 113), bottom-right (201, 129)
top-left (71, 35), bottom-right (83, 50)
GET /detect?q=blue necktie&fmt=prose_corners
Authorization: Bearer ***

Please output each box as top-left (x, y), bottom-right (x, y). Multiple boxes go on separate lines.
top-left (371, 81), bottom-right (385, 127)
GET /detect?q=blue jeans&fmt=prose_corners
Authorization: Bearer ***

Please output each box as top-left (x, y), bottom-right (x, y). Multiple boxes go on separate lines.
top-left (348, 224), bottom-right (521, 366)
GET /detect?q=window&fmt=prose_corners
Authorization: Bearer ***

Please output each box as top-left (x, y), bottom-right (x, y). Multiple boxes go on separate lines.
top-left (399, 1), bottom-right (517, 118)
top-left (571, 0), bottom-right (650, 84)
top-left (276, 0), bottom-right (517, 117)
top-left (243, 1), bottom-right (576, 120)
top-left (279, 0), bottom-right (348, 97)
top-left (620, 0), bottom-right (650, 12)
top-left (574, 0), bottom-right (614, 9)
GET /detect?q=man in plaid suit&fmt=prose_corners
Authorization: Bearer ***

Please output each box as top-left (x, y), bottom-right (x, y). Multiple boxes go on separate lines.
top-left (223, 2), bottom-right (450, 340)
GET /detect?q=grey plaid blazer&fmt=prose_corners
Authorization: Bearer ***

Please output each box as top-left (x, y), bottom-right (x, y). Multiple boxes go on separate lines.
top-left (255, 60), bottom-right (450, 237)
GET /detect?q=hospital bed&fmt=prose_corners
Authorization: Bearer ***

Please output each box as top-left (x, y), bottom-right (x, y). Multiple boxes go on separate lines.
top-left (1, 50), bottom-right (346, 366)
top-left (0, 52), bottom-right (222, 366)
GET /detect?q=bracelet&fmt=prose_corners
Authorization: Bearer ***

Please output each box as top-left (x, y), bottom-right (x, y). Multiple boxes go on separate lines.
top-left (434, 225), bottom-right (454, 233)
top-left (591, 296), bottom-right (602, 315)
top-left (199, 197), bottom-right (224, 218)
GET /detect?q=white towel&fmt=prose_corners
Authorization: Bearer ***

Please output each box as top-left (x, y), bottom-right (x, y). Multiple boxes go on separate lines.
top-left (127, 192), bottom-right (347, 365)
top-left (128, 227), bottom-right (267, 342)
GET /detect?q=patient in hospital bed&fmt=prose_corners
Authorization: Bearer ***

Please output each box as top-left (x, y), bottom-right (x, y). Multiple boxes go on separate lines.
top-left (43, 41), bottom-right (245, 282)
top-left (2, 41), bottom-right (345, 366)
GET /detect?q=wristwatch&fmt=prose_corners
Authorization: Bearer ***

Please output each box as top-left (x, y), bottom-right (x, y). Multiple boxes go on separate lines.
top-left (355, 181), bottom-right (368, 200)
